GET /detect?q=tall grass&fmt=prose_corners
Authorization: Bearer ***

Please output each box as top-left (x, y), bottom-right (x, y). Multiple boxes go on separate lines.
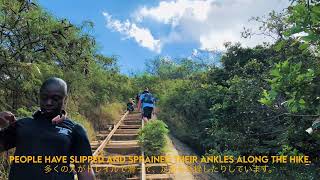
top-left (68, 112), bottom-right (96, 141)
top-left (98, 102), bottom-right (124, 129)
top-left (0, 151), bottom-right (11, 179)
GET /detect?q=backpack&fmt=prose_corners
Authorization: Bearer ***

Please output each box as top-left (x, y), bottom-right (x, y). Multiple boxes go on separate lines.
top-left (142, 93), bottom-right (154, 104)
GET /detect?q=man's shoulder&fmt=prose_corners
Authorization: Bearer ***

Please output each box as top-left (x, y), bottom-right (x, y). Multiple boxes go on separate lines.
top-left (62, 119), bottom-right (87, 135)
top-left (62, 118), bottom-right (77, 127)
top-left (16, 117), bottom-right (34, 124)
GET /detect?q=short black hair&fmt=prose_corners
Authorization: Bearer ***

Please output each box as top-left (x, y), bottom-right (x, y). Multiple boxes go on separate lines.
top-left (40, 77), bottom-right (68, 96)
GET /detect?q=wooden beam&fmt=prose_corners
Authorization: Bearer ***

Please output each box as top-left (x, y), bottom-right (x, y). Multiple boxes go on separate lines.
top-left (141, 119), bottom-right (146, 180)
top-left (93, 111), bottom-right (129, 156)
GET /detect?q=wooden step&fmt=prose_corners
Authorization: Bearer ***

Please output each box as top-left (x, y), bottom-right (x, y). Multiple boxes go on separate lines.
top-left (123, 120), bottom-right (141, 125)
top-left (119, 125), bottom-right (141, 129)
top-left (105, 145), bottom-right (140, 154)
top-left (96, 133), bottom-right (109, 138)
top-left (92, 140), bottom-right (139, 148)
top-left (115, 129), bottom-right (139, 134)
top-left (98, 130), bottom-right (110, 134)
top-left (106, 144), bottom-right (140, 148)
top-left (91, 144), bottom-right (100, 148)
top-left (111, 133), bottom-right (138, 140)
top-left (126, 114), bottom-right (141, 118)
top-left (124, 116), bottom-right (140, 119)
top-left (90, 141), bottom-right (102, 146)
top-left (123, 119), bottom-right (141, 122)
top-left (96, 137), bottom-right (108, 141)
top-left (109, 140), bottom-right (139, 146)
top-left (125, 115), bottom-right (140, 119)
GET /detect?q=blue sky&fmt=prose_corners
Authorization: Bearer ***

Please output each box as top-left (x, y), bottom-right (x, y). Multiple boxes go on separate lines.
top-left (38, 0), bottom-right (289, 74)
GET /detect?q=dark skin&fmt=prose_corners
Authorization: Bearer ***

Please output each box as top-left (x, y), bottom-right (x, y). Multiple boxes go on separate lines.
top-left (0, 80), bottom-right (68, 128)
top-left (39, 83), bottom-right (67, 119)
top-left (40, 82), bottom-right (95, 180)
top-left (0, 78), bottom-right (95, 180)
top-left (0, 111), bottom-right (16, 127)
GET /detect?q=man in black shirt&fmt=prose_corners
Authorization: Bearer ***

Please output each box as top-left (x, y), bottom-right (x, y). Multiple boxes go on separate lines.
top-left (0, 77), bottom-right (95, 180)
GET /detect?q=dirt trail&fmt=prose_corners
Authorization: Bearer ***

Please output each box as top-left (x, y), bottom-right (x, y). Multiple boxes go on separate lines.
top-left (165, 135), bottom-right (195, 180)
top-left (166, 135), bottom-right (225, 180)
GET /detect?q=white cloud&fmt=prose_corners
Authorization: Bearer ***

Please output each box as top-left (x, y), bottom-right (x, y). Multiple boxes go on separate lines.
top-left (134, 0), bottom-right (289, 50)
top-left (102, 12), bottom-right (161, 53)
top-left (200, 30), bottom-right (238, 50)
top-left (135, 0), bottom-right (213, 26)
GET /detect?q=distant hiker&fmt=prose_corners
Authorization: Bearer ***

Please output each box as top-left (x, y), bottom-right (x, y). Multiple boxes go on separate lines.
top-left (107, 124), bottom-right (114, 131)
top-left (135, 89), bottom-right (149, 107)
top-left (137, 87), bottom-right (156, 123)
top-left (127, 98), bottom-right (135, 112)
top-left (0, 77), bottom-right (95, 180)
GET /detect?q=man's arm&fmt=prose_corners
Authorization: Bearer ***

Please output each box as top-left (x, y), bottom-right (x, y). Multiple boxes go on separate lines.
top-left (71, 124), bottom-right (95, 180)
top-left (0, 111), bottom-right (16, 127)
top-left (0, 112), bottom-right (17, 152)
top-left (0, 111), bottom-right (66, 153)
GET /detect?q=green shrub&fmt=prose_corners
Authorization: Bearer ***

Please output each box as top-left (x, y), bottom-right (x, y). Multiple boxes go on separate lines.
top-left (277, 145), bottom-right (304, 156)
top-left (138, 120), bottom-right (169, 156)
top-left (16, 108), bottom-right (33, 118)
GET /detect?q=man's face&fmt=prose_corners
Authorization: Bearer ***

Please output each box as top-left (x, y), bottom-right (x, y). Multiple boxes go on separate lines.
top-left (39, 84), bottom-right (66, 117)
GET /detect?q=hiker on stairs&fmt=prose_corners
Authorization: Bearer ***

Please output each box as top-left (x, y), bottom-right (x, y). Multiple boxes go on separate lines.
top-left (137, 87), bottom-right (156, 123)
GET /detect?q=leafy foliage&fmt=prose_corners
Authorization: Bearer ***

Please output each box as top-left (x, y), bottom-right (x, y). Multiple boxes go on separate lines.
top-left (138, 120), bottom-right (169, 156)
top-left (0, 0), bottom-right (133, 177)
top-left (137, 6), bottom-right (320, 176)
top-left (1, 0), bottom-right (320, 179)
top-left (0, 0), bottom-right (130, 129)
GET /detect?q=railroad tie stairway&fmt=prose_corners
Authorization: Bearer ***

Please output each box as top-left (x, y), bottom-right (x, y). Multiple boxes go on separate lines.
top-left (90, 111), bottom-right (172, 180)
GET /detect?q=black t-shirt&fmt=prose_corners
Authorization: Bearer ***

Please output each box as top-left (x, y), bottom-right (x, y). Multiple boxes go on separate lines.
top-left (0, 113), bottom-right (92, 180)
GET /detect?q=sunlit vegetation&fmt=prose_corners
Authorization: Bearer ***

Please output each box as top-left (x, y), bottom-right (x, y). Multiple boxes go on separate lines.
top-left (1, 0), bottom-right (319, 179)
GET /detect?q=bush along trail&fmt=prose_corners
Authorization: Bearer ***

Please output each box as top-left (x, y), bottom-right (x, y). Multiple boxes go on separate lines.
top-left (90, 110), bottom-right (173, 180)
